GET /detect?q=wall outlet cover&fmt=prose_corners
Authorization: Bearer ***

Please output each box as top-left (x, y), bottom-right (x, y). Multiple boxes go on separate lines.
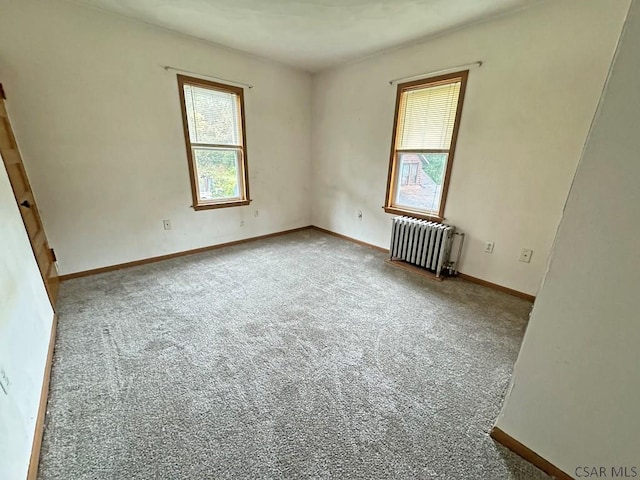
top-left (519, 248), bottom-right (533, 263)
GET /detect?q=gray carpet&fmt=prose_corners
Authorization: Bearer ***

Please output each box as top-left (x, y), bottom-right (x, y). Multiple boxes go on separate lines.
top-left (39, 229), bottom-right (549, 479)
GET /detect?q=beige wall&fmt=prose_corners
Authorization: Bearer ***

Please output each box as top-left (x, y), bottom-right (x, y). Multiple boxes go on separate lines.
top-left (0, 155), bottom-right (54, 480)
top-left (496, 0), bottom-right (639, 473)
top-left (0, 0), bottom-right (313, 275)
top-left (1, 0), bottom-right (638, 476)
top-left (0, 0), bottom-right (630, 293)
top-left (311, 0), bottom-right (630, 295)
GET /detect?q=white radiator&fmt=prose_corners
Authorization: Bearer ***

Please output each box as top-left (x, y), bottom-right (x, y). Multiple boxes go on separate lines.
top-left (390, 216), bottom-right (456, 277)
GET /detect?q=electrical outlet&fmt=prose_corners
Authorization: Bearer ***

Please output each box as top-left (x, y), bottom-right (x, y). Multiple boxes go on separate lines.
top-left (356, 210), bottom-right (363, 221)
top-left (163, 219), bottom-right (171, 231)
top-left (484, 241), bottom-right (494, 253)
top-left (519, 248), bottom-right (533, 263)
top-left (254, 210), bottom-right (259, 217)
top-left (240, 220), bottom-right (245, 227)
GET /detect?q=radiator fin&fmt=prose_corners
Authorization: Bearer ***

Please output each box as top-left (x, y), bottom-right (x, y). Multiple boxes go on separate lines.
top-left (389, 217), bottom-right (455, 277)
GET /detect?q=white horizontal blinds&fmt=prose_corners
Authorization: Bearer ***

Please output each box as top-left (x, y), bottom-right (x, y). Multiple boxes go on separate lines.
top-left (397, 80), bottom-right (461, 150)
top-left (183, 84), bottom-right (241, 146)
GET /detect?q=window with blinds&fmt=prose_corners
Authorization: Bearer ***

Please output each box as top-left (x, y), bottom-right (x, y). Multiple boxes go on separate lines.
top-left (177, 75), bottom-right (250, 210)
top-left (385, 71), bottom-right (468, 219)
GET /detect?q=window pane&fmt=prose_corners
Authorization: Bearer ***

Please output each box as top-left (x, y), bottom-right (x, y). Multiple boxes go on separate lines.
top-left (183, 84), bottom-right (240, 145)
top-left (394, 152), bottom-right (448, 213)
top-left (397, 81), bottom-right (461, 150)
top-left (192, 148), bottom-right (242, 201)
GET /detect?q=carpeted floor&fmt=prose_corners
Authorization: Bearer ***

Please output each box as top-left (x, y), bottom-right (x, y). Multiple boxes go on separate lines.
top-left (39, 229), bottom-right (549, 479)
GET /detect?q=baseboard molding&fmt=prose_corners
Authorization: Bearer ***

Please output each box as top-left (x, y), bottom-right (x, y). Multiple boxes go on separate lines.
top-left (27, 313), bottom-right (58, 480)
top-left (310, 226), bottom-right (389, 253)
top-left (384, 258), bottom-right (444, 281)
top-left (59, 226), bottom-right (533, 304)
top-left (310, 227), bottom-right (534, 301)
top-left (60, 225), bottom-right (387, 282)
top-left (59, 226), bottom-right (313, 281)
top-left (457, 273), bottom-right (535, 302)
top-left (490, 427), bottom-right (573, 480)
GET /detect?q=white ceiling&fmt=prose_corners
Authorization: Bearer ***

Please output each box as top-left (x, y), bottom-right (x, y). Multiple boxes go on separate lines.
top-left (69, 0), bottom-right (542, 72)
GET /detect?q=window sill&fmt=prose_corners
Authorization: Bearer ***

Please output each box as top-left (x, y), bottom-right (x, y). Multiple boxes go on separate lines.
top-left (193, 199), bottom-right (251, 211)
top-left (383, 206), bottom-right (444, 223)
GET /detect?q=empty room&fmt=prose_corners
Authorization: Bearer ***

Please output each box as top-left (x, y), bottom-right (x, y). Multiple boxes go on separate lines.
top-left (1, 0), bottom-right (638, 479)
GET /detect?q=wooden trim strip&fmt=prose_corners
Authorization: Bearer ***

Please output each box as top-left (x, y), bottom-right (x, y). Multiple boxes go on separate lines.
top-left (382, 206), bottom-right (445, 223)
top-left (59, 226), bottom-right (313, 281)
top-left (177, 74), bottom-right (250, 211)
top-left (490, 427), bottom-right (573, 480)
top-left (309, 226), bottom-right (389, 253)
top-left (437, 71), bottom-right (468, 219)
top-left (384, 258), bottom-right (444, 281)
top-left (59, 225), bottom-right (535, 304)
top-left (27, 313), bottom-right (58, 480)
top-left (190, 142), bottom-right (243, 149)
top-left (457, 273), bottom-right (535, 302)
top-left (311, 227), bottom-right (535, 301)
top-left (1, 117), bottom-right (16, 149)
top-left (192, 199), bottom-right (251, 211)
top-left (384, 70), bottom-right (469, 220)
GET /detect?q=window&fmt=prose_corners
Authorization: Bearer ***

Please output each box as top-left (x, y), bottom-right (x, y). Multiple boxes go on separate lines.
top-left (177, 75), bottom-right (250, 210)
top-left (384, 70), bottom-right (468, 220)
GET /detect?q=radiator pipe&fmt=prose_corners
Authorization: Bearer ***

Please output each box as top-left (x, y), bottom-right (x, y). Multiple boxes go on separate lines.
top-left (452, 232), bottom-right (465, 276)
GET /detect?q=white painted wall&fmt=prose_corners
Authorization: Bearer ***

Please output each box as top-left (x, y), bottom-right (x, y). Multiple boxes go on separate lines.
top-left (0, 156), bottom-right (54, 480)
top-left (0, 0), bottom-right (312, 275)
top-left (496, 0), bottom-right (639, 474)
top-left (311, 0), bottom-right (630, 295)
